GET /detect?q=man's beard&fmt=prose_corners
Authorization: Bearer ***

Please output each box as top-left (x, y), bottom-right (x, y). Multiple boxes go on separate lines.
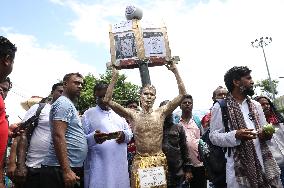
top-left (240, 86), bottom-right (255, 96)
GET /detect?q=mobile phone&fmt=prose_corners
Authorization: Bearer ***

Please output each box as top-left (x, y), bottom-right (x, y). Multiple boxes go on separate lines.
top-left (107, 132), bottom-right (120, 140)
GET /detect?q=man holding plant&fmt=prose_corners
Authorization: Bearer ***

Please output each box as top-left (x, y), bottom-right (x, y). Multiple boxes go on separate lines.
top-left (209, 66), bottom-right (282, 188)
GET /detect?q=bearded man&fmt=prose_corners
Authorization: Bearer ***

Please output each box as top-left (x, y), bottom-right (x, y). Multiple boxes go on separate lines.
top-left (209, 66), bottom-right (282, 188)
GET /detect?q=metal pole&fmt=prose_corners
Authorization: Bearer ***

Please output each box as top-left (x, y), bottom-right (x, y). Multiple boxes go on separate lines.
top-left (251, 37), bottom-right (275, 101)
top-left (261, 44), bottom-right (275, 100)
top-left (138, 60), bottom-right (151, 87)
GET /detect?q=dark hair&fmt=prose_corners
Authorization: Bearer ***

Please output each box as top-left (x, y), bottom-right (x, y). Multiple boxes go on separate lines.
top-left (94, 81), bottom-right (108, 92)
top-left (1, 76), bottom-right (12, 90)
top-left (159, 100), bottom-right (174, 126)
top-left (63, 72), bottom-right (83, 82)
top-left (224, 66), bottom-right (251, 92)
top-left (51, 82), bottom-right (63, 92)
top-left (39, 97), bottom-right (50, 103)
top-left (212, 86), bottom-right (225, 99)
top-left (0, 36), bottom-right (17, 60)
top-left (159, 100), bottom-right (169, 107)
top-left (184, 94), bottom-right (193, 101)
top-left (254, 96), bottom-right (284, 123)
top-left (125, 99), bottom-right (139, 107)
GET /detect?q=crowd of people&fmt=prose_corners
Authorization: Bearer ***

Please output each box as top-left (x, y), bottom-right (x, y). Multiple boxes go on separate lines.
top-left (1, 35), bottom-right (284, 188)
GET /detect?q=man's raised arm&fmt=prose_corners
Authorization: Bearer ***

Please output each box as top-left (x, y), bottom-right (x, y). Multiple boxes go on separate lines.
top-left (103, 67), bottom-right (133, 120)
top-left (163, 63), bottom-right (186, 115)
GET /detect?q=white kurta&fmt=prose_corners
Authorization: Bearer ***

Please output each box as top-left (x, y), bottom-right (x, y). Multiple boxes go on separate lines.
top-left (209, 99), bottom-right (267, 188)
top-left (82, 106), bottom-right (133, 188)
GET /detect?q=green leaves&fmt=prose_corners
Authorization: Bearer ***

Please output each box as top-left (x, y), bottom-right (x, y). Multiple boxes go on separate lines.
top-left (77, 71), bottom-right (140, 114)
top-left (254, 78), bottom-right (278, 100)
top-left (263, 123), bottom-right (276, 135)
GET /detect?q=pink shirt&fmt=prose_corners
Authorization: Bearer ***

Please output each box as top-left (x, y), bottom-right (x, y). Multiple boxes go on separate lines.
top-left (180, 118), bottom-right (203, 167)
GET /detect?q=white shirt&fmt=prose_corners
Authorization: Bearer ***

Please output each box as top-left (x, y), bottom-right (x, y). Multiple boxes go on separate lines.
top-left (22, 103), bottom-right (51, 168)
top-left (82, 106), bottom-right (133, 188)
top-left (209, 99), bottom-right (267, 188)
top-left (267, 122), bottom-right (284, 167)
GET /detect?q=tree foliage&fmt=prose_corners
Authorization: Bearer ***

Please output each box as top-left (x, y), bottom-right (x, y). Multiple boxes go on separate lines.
top-left (77, 70), bottom-right (140, 114)
top-left (254, 78), bottom-right (278, 100)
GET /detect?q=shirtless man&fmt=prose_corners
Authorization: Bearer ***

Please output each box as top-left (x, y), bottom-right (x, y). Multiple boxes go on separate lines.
top-left (103, 63), bottom-right (186, 188)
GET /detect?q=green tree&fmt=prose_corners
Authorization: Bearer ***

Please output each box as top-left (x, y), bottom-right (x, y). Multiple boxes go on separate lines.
top-left (254, 78), bottom-right (279, 100)
top-left (274, 97), bottom-right (284, 114)
top-left (77, 70), bottom-right (140, 114)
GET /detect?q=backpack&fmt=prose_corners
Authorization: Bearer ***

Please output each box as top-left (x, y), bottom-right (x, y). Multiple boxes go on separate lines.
top-left (193, 115), bottom-right (202, 130)
top-left (14, 103), bottom-right (46, 184)
top-left (173, 112), bottom-right (203, 133)
top-left (24, 103), bottom-right (46, 146)
top-left (198, 99), bottom-right (230, 187)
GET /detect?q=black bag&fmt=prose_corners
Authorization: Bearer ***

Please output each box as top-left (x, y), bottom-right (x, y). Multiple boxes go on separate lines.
top-left (25, 103), bottom-right (46, 145)
top-left (198, 99), bottom-right (230, 188)
top-left (14, 103), bottom-right (46, 184)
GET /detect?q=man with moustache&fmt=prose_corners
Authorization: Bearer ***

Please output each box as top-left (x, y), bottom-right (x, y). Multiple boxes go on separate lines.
top-left (82, 82), bottom-right (132, 188)
top-left (179, 95), bottom-right (207, 188)
top-left (209, 66), bottom-right (282, 188)
top-left (212, 86), bottom-right (228, 102)
top-left (160, 100), bottom-right (193, 188)
top-left (41, 73), bottom-right (87, 188)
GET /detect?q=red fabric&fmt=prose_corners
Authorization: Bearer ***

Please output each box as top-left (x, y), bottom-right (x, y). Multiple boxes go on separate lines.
top-left (127, 138), bottom-right (136, 153)
top-left (266, 113), bottom-right (279, 125)
top-left (201, 112), bottom-right (211, 128)
top-left (0, 95), bottom-right (8, 164)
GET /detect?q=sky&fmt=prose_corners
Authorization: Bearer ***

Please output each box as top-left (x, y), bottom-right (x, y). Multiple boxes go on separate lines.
top-left (1, 0), bottom-right (284, 123)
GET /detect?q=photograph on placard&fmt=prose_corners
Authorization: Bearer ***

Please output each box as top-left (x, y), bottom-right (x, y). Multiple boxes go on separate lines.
top-left (114, 32), bottom-right (138, 60)
top-left (143, 30), bottom-right (166, 57)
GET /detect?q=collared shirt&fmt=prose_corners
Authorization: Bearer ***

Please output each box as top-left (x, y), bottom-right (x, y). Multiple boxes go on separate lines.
top-left (209, 99), bottom-right (267, 188)
top-left (180, 118), bottom-right (203, 167)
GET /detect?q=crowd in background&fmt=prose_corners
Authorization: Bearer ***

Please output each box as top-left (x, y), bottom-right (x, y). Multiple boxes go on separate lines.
top-left (1, 35), bottom-right (284, 188)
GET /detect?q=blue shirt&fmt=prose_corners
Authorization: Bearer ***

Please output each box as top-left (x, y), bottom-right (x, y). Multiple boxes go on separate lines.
top-left (43, 96), bottom-right (87, 167)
